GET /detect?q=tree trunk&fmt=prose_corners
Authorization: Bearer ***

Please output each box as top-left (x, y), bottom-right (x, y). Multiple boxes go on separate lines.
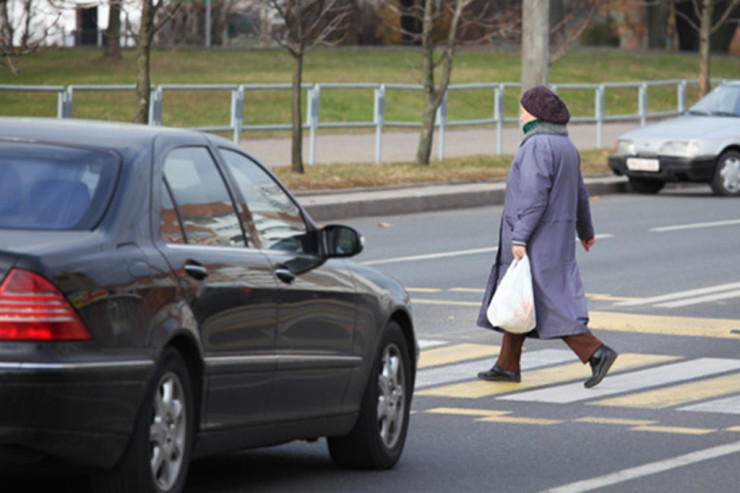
top-left (134, 0), bottom-right (154, 124)
top-left (698, 0), bottom-right (714, 97)
top-left (416, 96), bottom-right (440, 166)
top-left (291, 52), bottom-right (305, 174)
top-left (647, 1), bottom-right (669, 50)
top-left (104, 1), bottom-right (122, 59)
top-left (521, 0), bottom-right (550, 91)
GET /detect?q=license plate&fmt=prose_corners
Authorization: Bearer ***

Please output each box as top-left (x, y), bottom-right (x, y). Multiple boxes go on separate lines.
top-left (626, 157), bottom-right (660, 172)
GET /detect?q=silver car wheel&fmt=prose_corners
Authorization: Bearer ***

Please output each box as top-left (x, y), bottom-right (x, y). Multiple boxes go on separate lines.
top-left (719, 155), bottom-right (740, 193)
top-left (150, 371), bottom-right (187, 491)
top-left (377, 343), bottom-right (406, 449)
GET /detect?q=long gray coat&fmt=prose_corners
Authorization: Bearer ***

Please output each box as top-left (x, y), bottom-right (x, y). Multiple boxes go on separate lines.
top-left (477, 123), bottom-right (594, 339)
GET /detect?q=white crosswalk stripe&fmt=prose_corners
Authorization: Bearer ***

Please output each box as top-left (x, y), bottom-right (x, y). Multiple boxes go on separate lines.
top-left (498, 358), bottom-right (740, 404)
top-left (415, 349), bottom-right (576, 389)
top-left (679, 395), bottom-right (740, 415)
top-left (415, 341), bottom-right (740, 415)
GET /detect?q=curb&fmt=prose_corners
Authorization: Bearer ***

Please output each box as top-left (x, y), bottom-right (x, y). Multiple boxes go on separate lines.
top-left (298, 176), bottom-right (630, 221)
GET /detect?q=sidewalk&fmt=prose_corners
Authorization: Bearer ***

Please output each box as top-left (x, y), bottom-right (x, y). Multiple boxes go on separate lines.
top-left (240, 122), bottom-right (637, 221)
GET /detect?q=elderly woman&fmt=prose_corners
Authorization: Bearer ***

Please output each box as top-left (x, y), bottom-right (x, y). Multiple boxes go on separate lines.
top-left (477, 85), bottom-right (617, 388)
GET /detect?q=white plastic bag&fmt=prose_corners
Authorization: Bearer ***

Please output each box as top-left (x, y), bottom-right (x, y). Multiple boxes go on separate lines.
top-left (486, 255), bottom-right (536, 334)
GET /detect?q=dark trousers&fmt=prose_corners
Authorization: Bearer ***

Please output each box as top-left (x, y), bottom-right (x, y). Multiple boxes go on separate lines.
top-left (496, 330), bottom-right (603, 371)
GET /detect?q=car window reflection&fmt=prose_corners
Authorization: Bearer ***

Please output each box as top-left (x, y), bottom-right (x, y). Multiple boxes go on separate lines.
top-left (163, 147), bottom-right (245, 247)
top-left (218, 148), bottom-right (314, 253)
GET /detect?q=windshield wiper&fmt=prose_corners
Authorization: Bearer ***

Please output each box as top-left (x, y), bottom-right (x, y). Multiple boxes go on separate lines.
top-left (688, 110), bottom-right (708, 115)
top-left (708, 111), bottom-right (739, 117)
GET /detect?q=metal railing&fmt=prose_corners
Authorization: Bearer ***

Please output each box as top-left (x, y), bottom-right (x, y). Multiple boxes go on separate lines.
top-left (1, 79), bottom-right (705, 164)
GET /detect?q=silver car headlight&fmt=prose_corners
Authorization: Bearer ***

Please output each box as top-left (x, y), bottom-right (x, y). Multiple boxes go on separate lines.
top-left (615, 139), bottom-right (635, 156)
top-left (660, 140), bottom-right (702, 158)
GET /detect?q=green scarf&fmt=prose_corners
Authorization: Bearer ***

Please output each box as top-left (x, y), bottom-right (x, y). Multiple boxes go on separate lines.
top-left (523, 119), bottom-right (543, 134)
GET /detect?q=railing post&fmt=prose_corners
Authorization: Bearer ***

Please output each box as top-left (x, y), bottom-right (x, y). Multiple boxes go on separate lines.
top-left (436, 90), bottom-right (448, 161)
top-left (60, 87), bottom-right (73, 118)
top-left (149, 86), bottom-right (162, 126)
top-left (495, 84), bottom-right (504, 156)
top-left (307, 85), bottom-right (320, 166)
top-left (374, 84), bottom-right (385, 164)
top-left (639, 82), bottom-right (647, 127)
top-left (596, 84), bottom-right (605, 149)
top-left (678, 80), bottom-right (687, 114)
top-left (231, 86), bottom-right (244, 143)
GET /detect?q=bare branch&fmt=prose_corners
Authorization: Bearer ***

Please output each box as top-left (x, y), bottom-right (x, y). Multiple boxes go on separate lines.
top-left (710, 0), bottom-right (740, 34)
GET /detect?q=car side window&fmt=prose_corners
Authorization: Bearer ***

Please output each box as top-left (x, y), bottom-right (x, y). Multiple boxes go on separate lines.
top-left (160, 182), bottom-right (185, 244)
top-left (163, 147), bottom-right (245, 247)
top-left (218, 148), bottom-right (311, 253)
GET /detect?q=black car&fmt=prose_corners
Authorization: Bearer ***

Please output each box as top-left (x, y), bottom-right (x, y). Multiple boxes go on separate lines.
top-left (0, 118), bottom-right (416, 492)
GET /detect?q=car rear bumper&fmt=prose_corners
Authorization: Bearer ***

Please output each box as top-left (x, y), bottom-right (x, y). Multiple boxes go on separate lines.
top-left (608, 155), bottom-right (716, 182)
top-left (0, 359), bottom-right (153, 469)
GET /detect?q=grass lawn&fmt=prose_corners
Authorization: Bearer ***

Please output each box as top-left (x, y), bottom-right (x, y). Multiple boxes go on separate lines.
top-left (2, 47), bottom-right (738, 126)
top-left (1, 47), bottom-right (736, 189)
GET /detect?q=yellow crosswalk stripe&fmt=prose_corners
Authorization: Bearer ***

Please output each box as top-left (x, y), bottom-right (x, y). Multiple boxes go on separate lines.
top-left (574, 417), bottom-right (656, 426)
top-left (412, 298), bottom-right (480, 307)
top-left (418, 343), bottom-right (499, 369)
top-left (590, 311), bottom-right (740, 339)
top-left (416, 353), bottom-right (679, 398)
top-left (424, 407), bottom-right (508, 417)
top-left (477, 415), bottom-right (563, 426)
top-left (631, 425), bottom-right (716, 435)
top-left (424, 407), bottom-right (562, 425)
top-left (590, 373), bottom-right (740, 409)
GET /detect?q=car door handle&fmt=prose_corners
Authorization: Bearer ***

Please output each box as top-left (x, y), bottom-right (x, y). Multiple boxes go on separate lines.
top-left (184, 262), bottom-right (208, 281)
top-left (274, 268), bottom-right (295, 284)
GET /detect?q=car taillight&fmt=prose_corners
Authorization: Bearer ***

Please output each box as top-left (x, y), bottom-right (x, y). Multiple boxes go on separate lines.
top-left (0, 269), bottom-right (92, 341)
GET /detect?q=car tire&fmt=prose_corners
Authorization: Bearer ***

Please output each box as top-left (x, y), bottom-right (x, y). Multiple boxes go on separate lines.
top-left (628, 177), bottom-right (665, 194)
top-left (327, 321), bottom-right (412, 470)
top-left (91, 347), bottom-right (194, 493)
top-left (710, 150), bottom-right (740, 196)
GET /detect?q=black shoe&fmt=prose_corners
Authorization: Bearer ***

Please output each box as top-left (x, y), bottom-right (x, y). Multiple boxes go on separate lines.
top-left (584, 345), bottom-right (618, 388)
top-left (477, 364), bottom-right (521, 383)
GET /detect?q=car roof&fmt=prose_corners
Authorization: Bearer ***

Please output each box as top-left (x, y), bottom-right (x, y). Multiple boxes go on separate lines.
top-left (0, 117), bottom-right (220, 152)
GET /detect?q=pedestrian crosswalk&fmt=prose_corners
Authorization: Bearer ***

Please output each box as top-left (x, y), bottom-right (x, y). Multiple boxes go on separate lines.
top-left (414, 341), bottom-right (740, 417)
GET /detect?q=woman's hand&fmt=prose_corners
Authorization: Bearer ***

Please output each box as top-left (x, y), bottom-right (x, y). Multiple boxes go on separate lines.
top-left (581, 237), bottom-right (596, 252)
top-left (512, 245), bottom-right (526, 260)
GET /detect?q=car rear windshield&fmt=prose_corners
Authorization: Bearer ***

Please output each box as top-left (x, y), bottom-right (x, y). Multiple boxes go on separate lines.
top-left (0, 142), bottom-right (120, 230)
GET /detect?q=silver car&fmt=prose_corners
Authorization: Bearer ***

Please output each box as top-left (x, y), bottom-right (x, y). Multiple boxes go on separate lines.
top-left (608, 80), bottom-right (740, 196)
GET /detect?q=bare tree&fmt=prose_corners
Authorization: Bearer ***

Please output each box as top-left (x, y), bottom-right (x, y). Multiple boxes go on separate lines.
top-left (549, 0), bottom-right (600, 63)
top-left (0, 0), bottom-right (61, 76)
top-left (673, 0), bottom-right (740, 97)
top-left (385, 0), bottom-right (515, 166)
top-left (254, 0), bottom-right (351, 174)
top-left (104, 0), bottom-right (122, 59)
top-left (133, 0), bottom-right (183, 123)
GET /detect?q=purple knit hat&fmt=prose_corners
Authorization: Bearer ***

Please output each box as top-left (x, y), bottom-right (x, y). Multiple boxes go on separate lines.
top-left (520, 85), bottom-right (571, 124)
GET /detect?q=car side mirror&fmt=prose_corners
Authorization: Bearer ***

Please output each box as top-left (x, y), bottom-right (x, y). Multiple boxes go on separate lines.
top-left (321, 224), bottom-right (364, 258)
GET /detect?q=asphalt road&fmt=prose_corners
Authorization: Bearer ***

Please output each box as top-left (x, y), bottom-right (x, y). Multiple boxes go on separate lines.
top-left (187, 185), bottom-right (740, 492)
top-left (6, 185), bottom-right (740, 492)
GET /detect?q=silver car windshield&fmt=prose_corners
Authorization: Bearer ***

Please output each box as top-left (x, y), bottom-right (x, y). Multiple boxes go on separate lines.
top-left (689, 84), bottom-right (740, 117)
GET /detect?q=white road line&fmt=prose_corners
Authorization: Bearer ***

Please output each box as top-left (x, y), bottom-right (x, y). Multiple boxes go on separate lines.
top-left (651, 218), bottom-right (740, 232)
top-left (417, 339), bottom-right (448, 350)
top-left (415, 349), bottom-right (576, 389)
top-left (656, 289), bottom-right (740, 308)
top-left (615, 281), bottom-right (740, 307)
top-left (362, 246), bottom-right (497, 266)
top-left (499, 358), bottom-right (740, 404)
top-left (680, 395), bottom-right (740, 415)
top-left (542, 440), bottom-right (740, 493)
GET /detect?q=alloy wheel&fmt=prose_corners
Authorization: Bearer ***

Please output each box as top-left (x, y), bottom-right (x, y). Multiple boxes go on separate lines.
top-left (376, 343), bottom-right (406, 449)
top-left (150, 371), bottom-right (187, 491)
